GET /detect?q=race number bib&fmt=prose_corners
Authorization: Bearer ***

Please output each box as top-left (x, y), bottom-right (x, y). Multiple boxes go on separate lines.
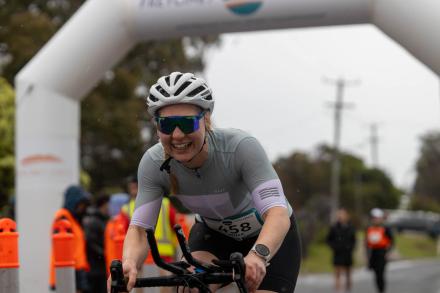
top-left (203, 209), bottom-right (263, 241)
top-left (368, 231), bottom-right (382, 244)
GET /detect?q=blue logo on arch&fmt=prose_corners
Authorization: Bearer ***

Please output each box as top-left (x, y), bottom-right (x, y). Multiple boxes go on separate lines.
top-left (225, 0), bottom-right (263, 16)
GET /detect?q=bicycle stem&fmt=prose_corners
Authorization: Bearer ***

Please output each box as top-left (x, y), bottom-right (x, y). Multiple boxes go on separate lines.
top-left (173, 224), bottom-right (220, 273)
top-left (145, 228), bottom-right (187, 275)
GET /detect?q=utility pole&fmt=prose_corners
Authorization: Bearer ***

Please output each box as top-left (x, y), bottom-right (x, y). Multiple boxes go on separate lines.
top-left (369, 123), bottom-right (380, 167)
top-left (324, 77), bottom-right (359, 220)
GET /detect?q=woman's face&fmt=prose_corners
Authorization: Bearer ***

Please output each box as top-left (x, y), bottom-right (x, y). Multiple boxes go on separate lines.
top-left (157, 104), bottom-right (207, 163)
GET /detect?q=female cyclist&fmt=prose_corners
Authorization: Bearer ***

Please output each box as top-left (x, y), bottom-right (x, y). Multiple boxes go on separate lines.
top-left (110, 72), bottom-right (301, 293)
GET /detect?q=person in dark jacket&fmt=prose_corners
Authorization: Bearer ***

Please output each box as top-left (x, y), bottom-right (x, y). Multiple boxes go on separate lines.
top-left (326, 208), bottom-right (357, 293)
top-left (83, 195), bottom-right (110, 293)
top-left (366, 208), bottom-right (394, 293)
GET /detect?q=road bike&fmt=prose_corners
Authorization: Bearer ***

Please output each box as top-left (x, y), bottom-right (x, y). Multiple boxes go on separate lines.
top-left (110, 225), bottom-right (248, 293)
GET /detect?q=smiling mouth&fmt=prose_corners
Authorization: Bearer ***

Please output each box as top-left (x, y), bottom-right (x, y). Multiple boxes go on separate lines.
top-left (172, 142), bottom-right (192, 151)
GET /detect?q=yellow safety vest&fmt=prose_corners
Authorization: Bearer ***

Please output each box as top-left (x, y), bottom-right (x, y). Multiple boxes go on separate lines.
top-left (122, 199), bottom-right (136, 218)
top-left (123, 198), bottom-right (174, 257)
top-left (155, 198), bottom-right (175, 256)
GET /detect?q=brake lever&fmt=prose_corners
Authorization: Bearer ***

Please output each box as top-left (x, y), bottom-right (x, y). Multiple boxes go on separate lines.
top-left (146, 228), bottom-right (187, 275)
top-left (173, 225), bottom-right (221, 273)
top-left (230, 253), bottom-right (247, 293)
top-left (110, 260), bottom-right (128, 293)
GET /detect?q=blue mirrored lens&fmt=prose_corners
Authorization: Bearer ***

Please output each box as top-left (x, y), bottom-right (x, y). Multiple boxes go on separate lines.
top-left (156, 111), bottom-right (205, 135)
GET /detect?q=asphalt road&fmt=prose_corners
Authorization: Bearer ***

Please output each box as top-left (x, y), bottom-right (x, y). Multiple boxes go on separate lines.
top-left (296, 259), bottom-right (440, 293)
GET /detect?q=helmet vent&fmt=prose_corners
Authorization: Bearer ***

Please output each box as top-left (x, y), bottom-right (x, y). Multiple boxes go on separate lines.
top-left (204, 94), bottom-right (213, 101)
top-left (187, 86), bottom-right (205, 97)
top-left (174, 74), bottom-right (183, 84)
top-left (165, 76), bottom-right (170, 86)
top-left (175, 81), bottom-right (191, 96)
top-left (156, 85), bottom-right (170, 97)
top-left (149, 94), bottom-right (159, 102)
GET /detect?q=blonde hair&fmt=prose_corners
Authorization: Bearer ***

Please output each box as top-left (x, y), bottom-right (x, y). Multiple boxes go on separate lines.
top-left (164, 113), bottom-right (213, 195)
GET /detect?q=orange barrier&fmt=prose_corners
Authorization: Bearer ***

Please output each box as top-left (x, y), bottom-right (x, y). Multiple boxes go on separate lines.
top-left (52, 219), bottom-right (74, 267)
top-left (105, 215), bottom-right (127, 275)
top-left (0, 218), bottom-right (19, 268)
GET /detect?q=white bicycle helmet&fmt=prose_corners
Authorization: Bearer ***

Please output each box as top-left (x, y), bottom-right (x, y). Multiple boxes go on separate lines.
top-left (147, 72), bottom-right (214, 116)
top-left (370, 208), bottom-right (384, 218)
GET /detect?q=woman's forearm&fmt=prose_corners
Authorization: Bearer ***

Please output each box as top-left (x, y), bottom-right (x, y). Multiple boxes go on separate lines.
top-left (255, 207), bottom-right (291, 259)
top-left (122, 225), bottom-right (149, 269)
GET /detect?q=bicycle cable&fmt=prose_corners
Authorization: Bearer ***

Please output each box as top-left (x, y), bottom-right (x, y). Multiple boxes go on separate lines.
top-left (184, 273), bottom-right (213, 293)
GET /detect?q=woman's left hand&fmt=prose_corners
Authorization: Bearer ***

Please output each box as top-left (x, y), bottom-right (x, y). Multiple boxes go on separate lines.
top-left (244, 252), bottom-right (267, 293)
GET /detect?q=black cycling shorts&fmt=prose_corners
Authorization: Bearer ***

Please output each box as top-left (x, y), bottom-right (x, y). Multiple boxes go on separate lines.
top-left (188, 214), bottom-right (301, 293)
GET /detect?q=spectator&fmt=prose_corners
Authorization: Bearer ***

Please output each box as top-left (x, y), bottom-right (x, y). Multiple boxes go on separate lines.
top-left (108, 193), bottom-right (130, 218)
top-left (83, 195), bottom-right (110, 293)
top-left (49, 185), bottom-right (90, 292)
top-left (326, 208), bottom-right (356, 293)
top-left (121, 175), bottom-right (180, 293)
top-left (366, 208), bottom-right (394, 293)
top-left (104, 193), bottom-right (130, 273)
top-left (121, 175), bottom-right (138, 218)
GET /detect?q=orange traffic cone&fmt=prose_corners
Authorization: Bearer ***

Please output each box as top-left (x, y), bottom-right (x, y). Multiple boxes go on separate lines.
top-left (0, 218), bottom-right (19, 268)
top-left (51, 219), bottom-right (75, 293)
top-left (0, 218), bottom-right (19, 293)
top-left (52, 219), bottom-right (74, 267)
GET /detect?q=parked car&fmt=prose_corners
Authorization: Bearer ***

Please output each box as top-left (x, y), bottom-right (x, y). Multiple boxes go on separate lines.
top-left (427, 219), bottom-right (440, 239)
top-left (385, 209), bottom-right (440, 237)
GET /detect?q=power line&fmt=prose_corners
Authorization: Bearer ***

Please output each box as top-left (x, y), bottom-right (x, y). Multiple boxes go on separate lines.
top-left (324, 77), bottom-right (360, 220)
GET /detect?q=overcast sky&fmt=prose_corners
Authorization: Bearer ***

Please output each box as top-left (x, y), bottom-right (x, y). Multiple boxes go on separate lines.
top-left (203, 24), bottom-right (439, 191)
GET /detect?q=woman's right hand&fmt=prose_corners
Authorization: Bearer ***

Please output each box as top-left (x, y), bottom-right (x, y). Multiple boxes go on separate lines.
top-left (123, 259), bottom-right (139, 292)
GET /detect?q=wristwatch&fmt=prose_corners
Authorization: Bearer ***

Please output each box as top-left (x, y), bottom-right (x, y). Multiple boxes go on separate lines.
top-left (250, 243), bottom-right (271, 266)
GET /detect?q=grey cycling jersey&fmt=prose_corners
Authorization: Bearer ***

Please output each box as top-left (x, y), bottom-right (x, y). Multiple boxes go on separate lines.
top-left (131, 128), bottom-right (292, 238)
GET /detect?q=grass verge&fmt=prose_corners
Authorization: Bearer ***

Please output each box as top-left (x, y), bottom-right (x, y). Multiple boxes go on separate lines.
top-left (395, 232), bottom-right (438, 259)
top-left (300, 232), bottom-right (439, 274)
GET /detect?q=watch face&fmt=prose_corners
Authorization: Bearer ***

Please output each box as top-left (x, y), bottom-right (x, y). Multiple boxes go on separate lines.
top-left (255, 244), bottom-right (270, 257)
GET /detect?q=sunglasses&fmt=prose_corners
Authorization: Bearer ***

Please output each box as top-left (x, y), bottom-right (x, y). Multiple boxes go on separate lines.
top-left (155, 111), bottom-right (206, 135)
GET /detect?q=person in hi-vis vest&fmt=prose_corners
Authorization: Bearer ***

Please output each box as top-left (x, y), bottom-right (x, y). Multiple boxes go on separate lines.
top-left (366, 208), bottom-right (394, 293)
top-left (122, 197), bottom-right (177, 262)
top-left (122, 175), bottom-right (182, 261)
top-left (104, 193), bottom-right (129, 276)
top-left (122, 175), bottom-right (182, 293)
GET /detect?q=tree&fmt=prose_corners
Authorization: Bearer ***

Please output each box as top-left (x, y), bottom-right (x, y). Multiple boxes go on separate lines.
top-left (0, 77), bottom-right (15, 213)
top-left (0, 1), bottom-right (62, 83)
top-left (274, 144), bottom-right (401, 256)
top-left (413, 131), bottom-right (440, 206)
top-left (1, 1), bottom-right (219, 192)
top-left (274, 150), bottom-right (329, 210)
top-left (274, 144), bottom-right (401, 220)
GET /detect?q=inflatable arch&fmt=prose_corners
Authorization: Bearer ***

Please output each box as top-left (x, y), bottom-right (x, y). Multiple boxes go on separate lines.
top-left (15, 0), bottom-right (440, 291)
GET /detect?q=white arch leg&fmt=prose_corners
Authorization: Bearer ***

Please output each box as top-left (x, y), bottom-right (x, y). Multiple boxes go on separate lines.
top-left (16, 82), bottom-right (80, 293)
